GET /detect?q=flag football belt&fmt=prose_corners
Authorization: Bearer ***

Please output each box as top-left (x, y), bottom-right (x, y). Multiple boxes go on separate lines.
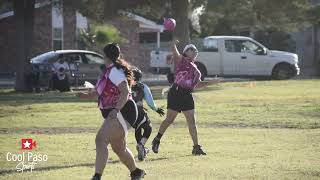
top-left (172, 83), bottom-right (193, 94)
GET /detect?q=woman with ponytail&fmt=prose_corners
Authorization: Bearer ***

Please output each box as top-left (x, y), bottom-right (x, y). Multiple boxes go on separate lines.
top-left (78, 43), bottom-right (145, 180)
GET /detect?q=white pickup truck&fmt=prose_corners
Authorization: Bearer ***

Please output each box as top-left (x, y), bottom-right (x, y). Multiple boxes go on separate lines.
top-left (150, 36), bottom-right (300, 81)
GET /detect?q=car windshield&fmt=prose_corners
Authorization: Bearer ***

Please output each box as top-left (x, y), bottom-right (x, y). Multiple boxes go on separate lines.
top-left (31, 52), bottom-right (57, 63)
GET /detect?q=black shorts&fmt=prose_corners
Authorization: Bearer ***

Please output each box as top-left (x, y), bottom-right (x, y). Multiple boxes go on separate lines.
top-left (167, 84), bottom-right (194, 112)
top-left (100, 99), bottom-right (138, 126)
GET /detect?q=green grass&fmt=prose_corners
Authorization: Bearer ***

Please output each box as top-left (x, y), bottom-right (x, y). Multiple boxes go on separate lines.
top-left (0, 129), bottom-right (319, 180)
top-left (1, 80), bottom-right (319, 131)
top-left (0, 79), bottom-right (320, 179)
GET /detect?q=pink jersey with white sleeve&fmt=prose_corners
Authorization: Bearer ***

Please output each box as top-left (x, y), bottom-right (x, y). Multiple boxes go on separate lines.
top-left (95, 65), bottom-right (121, 109)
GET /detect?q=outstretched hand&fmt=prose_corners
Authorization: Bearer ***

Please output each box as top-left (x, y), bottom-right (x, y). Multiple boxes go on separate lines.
top-left (172, 39), bottom-right (179, 46)
top-left (76, 90), bottom-right (98, 99)
top-left (196, 77), bottom-right (223, 89)
top-left (76, 92), bottom-right (88, 99)
top-left (156, 107), bottom-right (165, 117)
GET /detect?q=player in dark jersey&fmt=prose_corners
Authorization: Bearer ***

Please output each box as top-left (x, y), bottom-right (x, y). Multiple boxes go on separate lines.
top-left (131, 68), bottom-right (165, 161)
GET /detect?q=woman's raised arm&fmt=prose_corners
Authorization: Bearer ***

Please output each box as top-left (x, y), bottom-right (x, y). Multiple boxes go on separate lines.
top-left (172, 40), bottom-right (182, 63)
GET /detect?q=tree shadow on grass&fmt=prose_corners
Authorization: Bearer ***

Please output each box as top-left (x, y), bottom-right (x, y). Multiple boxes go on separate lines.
top-left (0, 91), bottom-right (95, 106)
top-left (0, 88), bottom-right (166, 106)
top-left (0, 160), bottom-right (121, 175)
top-left (193, 85), bottom-right (224, 93)
top-left (300, 170), bottom-right (320, 178)
top-left (0, 155), bottom-right (188, 175)
top-left (0, 162), bottom-right (95, 175)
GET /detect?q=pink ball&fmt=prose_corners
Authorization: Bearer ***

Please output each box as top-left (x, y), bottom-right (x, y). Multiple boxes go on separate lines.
top-left (164, 18), bottom-right (176, 31)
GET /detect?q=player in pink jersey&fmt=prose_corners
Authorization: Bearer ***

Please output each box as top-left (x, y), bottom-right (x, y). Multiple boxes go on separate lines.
top-left (78, 43), bottom-right (145, 180)
top-left (152, 40), bottom-right (220, 156)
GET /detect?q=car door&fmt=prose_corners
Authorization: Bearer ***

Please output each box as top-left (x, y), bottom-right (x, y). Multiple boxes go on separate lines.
top-left (83, 53), bottom-right (104, 81)
top-left (198, 38), bottom-right (222, 75)
top-left (63, 53), bottom-right (85, 83)
top-left (223, 39), bottom-right (264, 76)
top-left (237, 40), bottom-right (272, 75)
top-left (223, 39), bottom-right (246, 75)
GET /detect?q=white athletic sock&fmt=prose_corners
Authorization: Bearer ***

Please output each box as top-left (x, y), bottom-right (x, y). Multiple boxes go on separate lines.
top-left (140, 138), bottom-right (147, 145)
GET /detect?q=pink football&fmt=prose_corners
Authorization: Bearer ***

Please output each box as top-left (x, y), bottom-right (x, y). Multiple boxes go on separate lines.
top-left (164, 18), bottom-right (176, 31)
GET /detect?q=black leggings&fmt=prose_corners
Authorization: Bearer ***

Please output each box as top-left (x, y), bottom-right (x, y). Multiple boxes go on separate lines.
top-left (135, 121), bottom-right (152, 144)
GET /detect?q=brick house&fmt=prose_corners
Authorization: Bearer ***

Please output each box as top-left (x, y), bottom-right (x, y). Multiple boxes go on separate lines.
top-left (0, 0), bottom-right (168, 75)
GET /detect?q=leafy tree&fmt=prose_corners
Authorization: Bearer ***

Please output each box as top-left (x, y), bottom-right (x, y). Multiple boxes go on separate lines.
top-left (68, 0), bottom-right (206, 50)
top-left (199, 0), bottom-right (310, 37)
top-left (79, 24), bottom-right (127, 53)
top-left (254, 28), bottom-right (296, 52)
top-left (306, 4), bottom-right (320, 74)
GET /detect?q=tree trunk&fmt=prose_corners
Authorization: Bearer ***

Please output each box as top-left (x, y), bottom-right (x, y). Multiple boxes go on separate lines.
top-left (104, 0), bottom-right (119, 19)
top-left (314, 25), bottom-right (319, 63)
top-left (13, 0), bottom-right (35, 92)
top-left (172, 0), bottom-right (190, 51)
top-left (25, 0), bottom-right (35, 62)
top-left (13, 0), bottom-right (27, 91)
top-left (171, 0), bottom-right (190, 77)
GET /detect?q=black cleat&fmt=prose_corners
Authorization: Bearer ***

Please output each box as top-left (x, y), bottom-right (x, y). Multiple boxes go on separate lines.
top-left (136, 143), bottom-right (146, 161)
top-left (152, 138), bottom-right (160, 154)
top-left (130, 168), bottom-right (145, 180)
top-left (192, 145), bottom-right (207, 156)
top-left (91, 174), bottom-right (101, 180)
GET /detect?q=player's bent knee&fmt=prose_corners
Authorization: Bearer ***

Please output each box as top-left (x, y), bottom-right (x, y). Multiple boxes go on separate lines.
top-left (95, 133), bottom-right (105, 146)
top-left (145, 123), bottom-right (152, 131)
top-left (165, 117), bottom-right (175, 124)
top-left (111, 144), bottom-right (126, 155)
top-left (95, 132), bottom-right (102, 143)
top-left (187, 121), bottom-right (196, 128)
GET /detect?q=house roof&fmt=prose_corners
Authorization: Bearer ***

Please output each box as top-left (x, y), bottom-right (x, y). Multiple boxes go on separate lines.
top-left (0, 0), bottom-right (51, 20)
top-left (119, 11), bottom-right (164, 32)
top-left (0, 3), bottom-right (164, 33)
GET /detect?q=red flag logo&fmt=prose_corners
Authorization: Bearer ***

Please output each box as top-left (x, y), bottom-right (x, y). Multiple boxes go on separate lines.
top-left (21, 139), bottom-right (36, 150)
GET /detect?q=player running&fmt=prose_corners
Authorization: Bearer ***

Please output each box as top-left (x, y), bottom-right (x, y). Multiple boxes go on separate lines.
top-left (131, 68), bottom-right (165, 161)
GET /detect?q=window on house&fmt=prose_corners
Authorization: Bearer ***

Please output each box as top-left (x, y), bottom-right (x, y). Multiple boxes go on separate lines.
top-left (52, 0), bottom-right (62, 8)
top-left (52, 0), bottom-right (63, 50)
top-left (53, 27), bottom-right (63, 50)
top-left (76, 28), bottom-right (86, 50)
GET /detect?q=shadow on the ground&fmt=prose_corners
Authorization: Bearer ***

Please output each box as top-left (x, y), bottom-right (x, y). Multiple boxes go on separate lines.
top-left (0, 88), bottom-right (167, 106)
top-left (2, 120), bottom-right (317, 135)
top-left (0, 162), bottom-right (96, 175)
top-left (193, 85), bottom-right (224, 93)
top-left (0, 91), bottom-right (93, 104)
top-left (0, 155), bottom-right (186, 175)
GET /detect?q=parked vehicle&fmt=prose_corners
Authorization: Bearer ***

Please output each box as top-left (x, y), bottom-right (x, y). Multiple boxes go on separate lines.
top-left (150, 36), bottom-right (300, 81)
top-left (30, 50), bottom-right (104, 87)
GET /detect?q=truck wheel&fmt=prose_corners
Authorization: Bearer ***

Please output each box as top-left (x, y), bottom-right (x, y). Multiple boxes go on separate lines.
top-left (195, 63), bottom-right (207, 81)
top-left (167, 72), bottom-right (174, 84)
top-left (272, 64), bottom-right (292, 80)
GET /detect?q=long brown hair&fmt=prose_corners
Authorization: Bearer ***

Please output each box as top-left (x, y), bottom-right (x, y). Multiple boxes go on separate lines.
top-left (103, 43), bottom-right (134, 87)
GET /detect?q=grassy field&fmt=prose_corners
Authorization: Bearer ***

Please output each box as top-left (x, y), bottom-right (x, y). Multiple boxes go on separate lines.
top-left (0, 80), bottom-right (319, 179)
